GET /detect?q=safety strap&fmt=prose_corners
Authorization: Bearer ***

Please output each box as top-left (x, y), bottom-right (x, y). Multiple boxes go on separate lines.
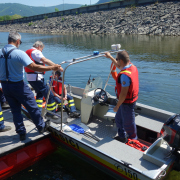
top-left (2, 48), bottom-right (17, 81)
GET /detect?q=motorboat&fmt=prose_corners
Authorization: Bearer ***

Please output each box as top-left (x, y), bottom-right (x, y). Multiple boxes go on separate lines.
top-left (22, 45), bottom-right (180, 180)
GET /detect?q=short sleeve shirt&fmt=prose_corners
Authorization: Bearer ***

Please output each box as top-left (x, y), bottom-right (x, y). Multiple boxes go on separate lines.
top-left (0, 44), bottom-right (33, 82)
top-left (119, 64), bottom-right (132, 87)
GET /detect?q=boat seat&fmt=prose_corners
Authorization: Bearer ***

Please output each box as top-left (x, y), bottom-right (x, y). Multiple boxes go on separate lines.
top-left (104, 105), bottom-right (139, 120)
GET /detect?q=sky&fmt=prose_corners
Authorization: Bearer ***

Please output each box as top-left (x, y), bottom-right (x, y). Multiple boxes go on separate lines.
top-left (0, 0), bottom-right (99, 6)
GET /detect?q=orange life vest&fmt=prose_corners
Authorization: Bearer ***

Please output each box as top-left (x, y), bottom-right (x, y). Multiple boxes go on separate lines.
top-left (24, 49), bottom-right (45, 74)
top-left (52, 78), bottom-right (65, 95)
top-left (115, 64), bottom-right (139, 104)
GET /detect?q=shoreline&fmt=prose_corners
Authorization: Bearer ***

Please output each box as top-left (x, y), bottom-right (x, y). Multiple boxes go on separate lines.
top-left (0, 1), bottom-right (180, 36)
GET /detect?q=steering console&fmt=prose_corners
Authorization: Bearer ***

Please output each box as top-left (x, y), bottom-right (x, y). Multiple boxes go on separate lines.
top-left (93, 88), bottom-right (108, 104)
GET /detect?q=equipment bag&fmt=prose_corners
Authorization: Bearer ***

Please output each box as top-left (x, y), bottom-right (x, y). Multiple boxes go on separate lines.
top-left (126, 139), bottom-right (148, 152)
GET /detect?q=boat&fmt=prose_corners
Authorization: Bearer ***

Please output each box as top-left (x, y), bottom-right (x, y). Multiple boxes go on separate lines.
top-left (21, 45), bottom-right (180, 180)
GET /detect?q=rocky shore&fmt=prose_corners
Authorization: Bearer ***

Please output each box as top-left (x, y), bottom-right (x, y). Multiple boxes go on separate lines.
top-left (0, 1), bottom-right (180, 36)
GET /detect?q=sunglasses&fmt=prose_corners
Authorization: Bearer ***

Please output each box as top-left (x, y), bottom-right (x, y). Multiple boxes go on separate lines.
top-left (116, 58), bottom-right (120, 61)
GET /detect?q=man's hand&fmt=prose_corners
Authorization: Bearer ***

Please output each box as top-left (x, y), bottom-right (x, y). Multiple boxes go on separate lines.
top-left (58, 66), bottom-right (63, 72)
top-left (104, 52), bottom-right (112, 59)
top-left (52, 64), bottom-right (62, 71)
top-left (113, 106), bottom-right (119, 112)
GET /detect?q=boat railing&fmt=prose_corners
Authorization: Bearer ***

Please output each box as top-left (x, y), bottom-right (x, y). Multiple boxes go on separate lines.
top-left (43, 48), bottom-right (123, 131)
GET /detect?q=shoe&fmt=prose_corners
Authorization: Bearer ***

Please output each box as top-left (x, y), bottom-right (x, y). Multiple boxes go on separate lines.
top-left (19, 133), bottom-right (26, 141)
top-left (69, 111), bottom-right (80, 118)
top-left (113, 136), bottom-right (128, 143)
top-left (46, 113), bottom-right (59, 119)
top-left (0, 126), bottom-right (12, 132)
top-left (1, 102), bottom-right (10, 109)
top-left (39, 120), bottom-right (51, 134)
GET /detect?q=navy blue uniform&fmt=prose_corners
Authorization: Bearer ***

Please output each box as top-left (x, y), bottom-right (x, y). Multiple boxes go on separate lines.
top-left (0, 44), bottom-right (45, 135)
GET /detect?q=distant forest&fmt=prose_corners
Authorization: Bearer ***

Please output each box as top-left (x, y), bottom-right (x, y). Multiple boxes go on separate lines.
top-left (0, 0), bottom-right (120, 19)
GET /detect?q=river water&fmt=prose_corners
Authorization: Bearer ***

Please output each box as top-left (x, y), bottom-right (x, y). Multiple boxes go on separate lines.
top-left (0, 32), bottom-right (180, 179)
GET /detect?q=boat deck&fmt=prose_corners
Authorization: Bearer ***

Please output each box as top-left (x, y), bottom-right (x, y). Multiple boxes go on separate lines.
top-left (0, 109), bottom-right (49, 157)
top-left (49, 112), bottom-right (164, 172)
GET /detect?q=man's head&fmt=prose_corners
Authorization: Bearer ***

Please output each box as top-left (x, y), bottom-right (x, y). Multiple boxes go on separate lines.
top-left (116, 51), bottom-right (130, 69)
top-left (33, 41), bottom-right (44, 52)
top-left (55, 70), bottom-right (61, 78)
top-left (116, 51), bottom-right (130, 64)
top-left (8, 31), bottom-right (22, 48)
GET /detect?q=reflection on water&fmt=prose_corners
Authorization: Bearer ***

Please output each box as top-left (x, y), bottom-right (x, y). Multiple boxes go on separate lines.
top-left (0, 32), bottom-right (179, 113)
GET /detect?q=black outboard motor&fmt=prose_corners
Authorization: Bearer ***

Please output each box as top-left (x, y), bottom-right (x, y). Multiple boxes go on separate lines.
top-left (161, 114), bottom-right (180, 150)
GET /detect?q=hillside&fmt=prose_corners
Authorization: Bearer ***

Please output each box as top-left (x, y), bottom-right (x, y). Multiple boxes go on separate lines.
top-left (96, 0), bottom-right (113, 4)
top-left (0, 3), bottom-right (82, 17)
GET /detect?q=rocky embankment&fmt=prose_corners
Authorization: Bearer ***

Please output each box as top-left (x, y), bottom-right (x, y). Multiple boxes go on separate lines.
top-left (0, 1), bottom-right (180, 36)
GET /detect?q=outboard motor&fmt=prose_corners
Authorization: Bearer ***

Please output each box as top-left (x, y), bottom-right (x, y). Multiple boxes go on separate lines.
top-left (161, 114), bottom-right (180, 150)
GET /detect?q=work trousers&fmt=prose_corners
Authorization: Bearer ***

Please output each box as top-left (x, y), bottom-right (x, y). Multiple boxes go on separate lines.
top-left (2, 81), bottom-right (45, 135)
top-left (28, 79), bottom-right (56, 113)
top-left (0, 90), bottom-right (6, 103)
top-left (115, 102), bottom-right (137, 139)
top-left (54, 94), bottom-right (76, 112)
top-left (0, 103), bottom-right (4, 130)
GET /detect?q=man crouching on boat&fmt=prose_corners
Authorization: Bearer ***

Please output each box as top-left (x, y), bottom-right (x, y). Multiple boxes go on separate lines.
top-left (50, 71), bottom-right (80, 118)
top-left (0, 31), bottom-right (61, 140)
top-left (104, 51), bottom-right (139, 143)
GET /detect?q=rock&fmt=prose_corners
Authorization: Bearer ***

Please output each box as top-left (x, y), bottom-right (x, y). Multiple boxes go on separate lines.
top-left (0, 1), bottom-right (179, 36)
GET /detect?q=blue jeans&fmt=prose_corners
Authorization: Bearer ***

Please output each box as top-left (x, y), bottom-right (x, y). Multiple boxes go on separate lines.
top-left (2, 81), bottom-right (45, 135)
top-left (54, 94), bottom-right (76, 112)
top-left (28, 79), bottom-right (56, 113)
top-left (115, 102), bottom-right (137, 139)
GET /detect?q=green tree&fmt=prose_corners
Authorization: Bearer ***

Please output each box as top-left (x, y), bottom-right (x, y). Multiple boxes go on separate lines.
top-left (55, 8), bottom-right (59, 12)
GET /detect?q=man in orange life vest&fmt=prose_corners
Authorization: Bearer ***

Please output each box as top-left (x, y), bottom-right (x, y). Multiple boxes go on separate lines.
top-left (105, 51), bottom-right (139, 143)
top-left (24, 41), bottom-right (63, 119)
top-left (50, 71), bottom-right (80, 118)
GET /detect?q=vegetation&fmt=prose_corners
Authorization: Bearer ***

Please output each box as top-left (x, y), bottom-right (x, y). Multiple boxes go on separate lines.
top-left (0, 14), bottom-right (22, 21)
top-left (0, 3), bottom-right (83, 17)
top-left (55, 8), bottom-right (59, 12)
top-left (81, 4), bottom-right (88, 7)
top-left (44, 15), bottom-right (48, 20)
top-left (28, 21), bottom-right (33, 26)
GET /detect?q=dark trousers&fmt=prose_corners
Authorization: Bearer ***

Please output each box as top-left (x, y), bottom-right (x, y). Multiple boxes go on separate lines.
top-left (115, 102), bottom-right (137, 139)
top-left (2, 81), bottom-right (45, 135)
top-left (28, 79), bottom-right (56, 113)
top-left (0, 90), bottom-right (6, 103)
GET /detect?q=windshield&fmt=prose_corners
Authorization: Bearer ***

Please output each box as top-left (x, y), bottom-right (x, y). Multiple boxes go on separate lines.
top-left (83, 76), bottom-right (103, 98)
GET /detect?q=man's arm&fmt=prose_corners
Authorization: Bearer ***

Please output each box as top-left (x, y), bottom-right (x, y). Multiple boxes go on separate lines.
top-left (104, 52), bottom-right (121, 69)
top-left (40, 57), bottom-right (64, 72)
top-left (51, 86), bottom-right (62, 99)
top-left (26, 62), bottom-right (60, 72)
top-left (113, 86), bottom-right (129, 112)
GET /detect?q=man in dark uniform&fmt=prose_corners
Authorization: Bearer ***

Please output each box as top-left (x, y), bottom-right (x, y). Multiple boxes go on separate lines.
top-left (105, 51), bottom-right (139, 143)
top-left (0, 31), bottom-right (61, 140)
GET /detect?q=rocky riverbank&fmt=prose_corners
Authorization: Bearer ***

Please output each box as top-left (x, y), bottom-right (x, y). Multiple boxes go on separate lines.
top-left (0, 1), bottom-right (180, 36)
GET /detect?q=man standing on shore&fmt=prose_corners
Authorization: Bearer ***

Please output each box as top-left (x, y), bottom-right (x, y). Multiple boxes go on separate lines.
top-left (0, 31), bottom-right (61, 140)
